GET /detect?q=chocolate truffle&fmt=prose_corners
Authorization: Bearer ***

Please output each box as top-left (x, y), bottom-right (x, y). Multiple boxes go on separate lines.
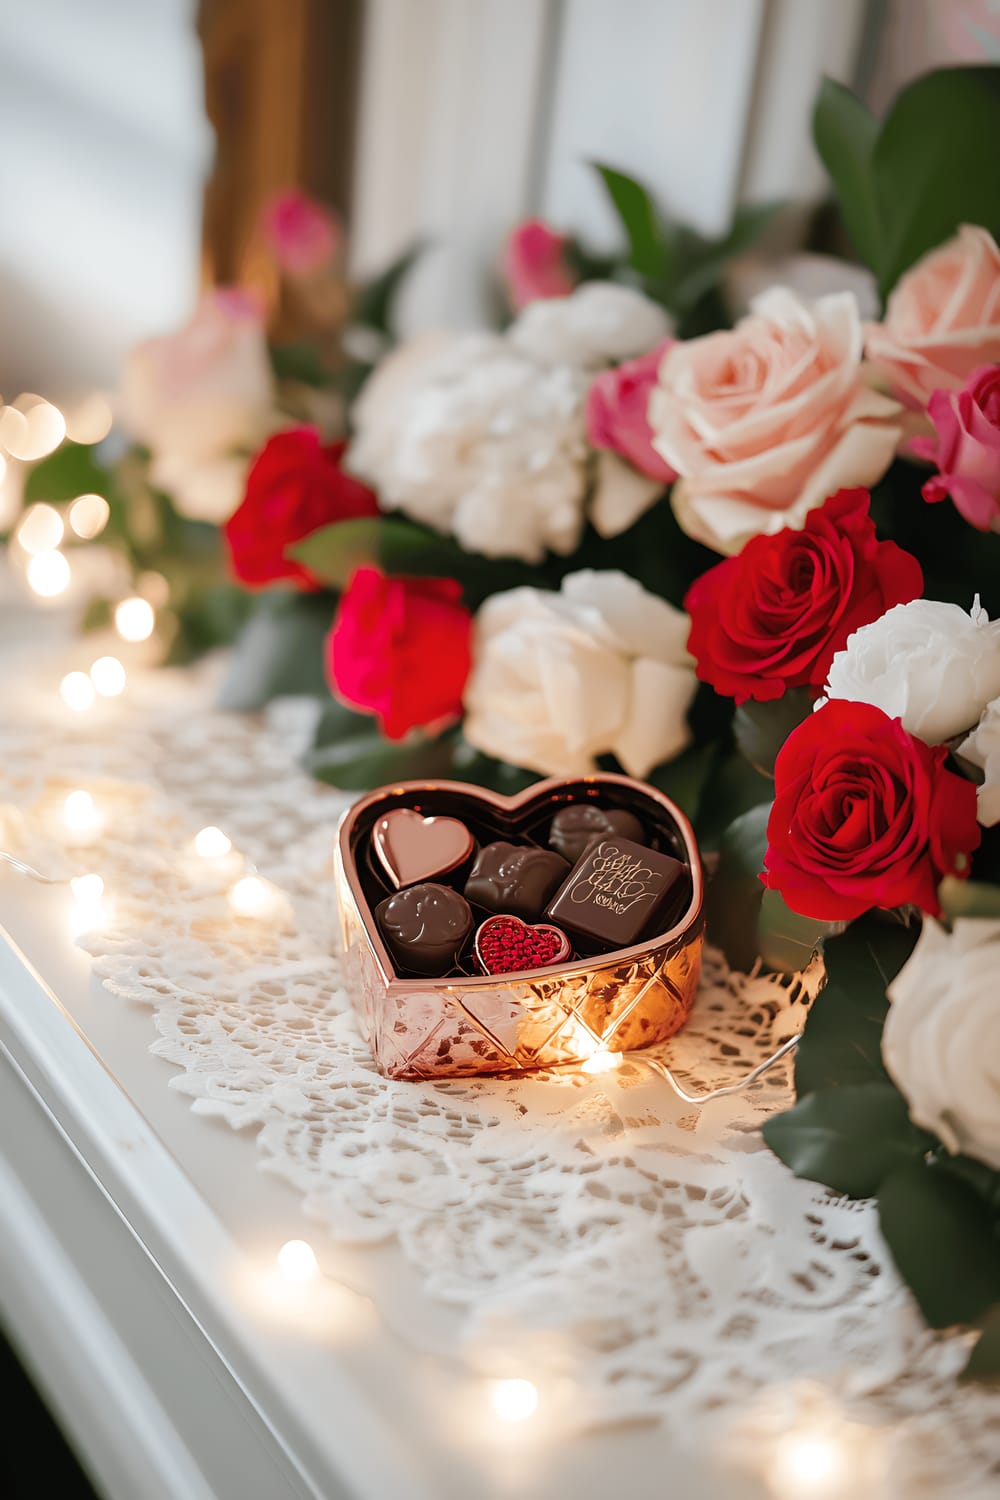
top-left (376, 882), bottom-right (473, 976)
top-left (464, 841), bottom-right (569, 921)
top-left (546, 836), bottom-right (687, 950)
top-left (548, 803), bottom-right (645, 864)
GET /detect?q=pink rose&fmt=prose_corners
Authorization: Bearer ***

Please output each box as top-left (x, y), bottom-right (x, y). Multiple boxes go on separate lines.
top-left (261, 189), bottom-right (341, 275)
top-left (912, 365), bottom-right (1000, 531)
top-left (503, 220), bottom-right (576, 310)
top-left (648, 289), bottom-right (901, 554)
top-left (865, 226), bottom-right (1000, 409)
top-left (586, 341), bottom-right (677, 483)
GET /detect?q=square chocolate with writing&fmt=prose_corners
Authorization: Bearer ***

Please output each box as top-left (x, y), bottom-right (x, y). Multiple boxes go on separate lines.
top-left (546, 836), bottom-right (687, 950)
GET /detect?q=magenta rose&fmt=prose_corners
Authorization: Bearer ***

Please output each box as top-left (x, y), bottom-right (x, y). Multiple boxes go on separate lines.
top-left (503, 220), bottom-right (576, 310)
top-left (912, 365), bottom-right (1000, 531)
top-left (586, 342), bottom-right (677, 483)
top-left (262, 189), bottom-right (341, 275)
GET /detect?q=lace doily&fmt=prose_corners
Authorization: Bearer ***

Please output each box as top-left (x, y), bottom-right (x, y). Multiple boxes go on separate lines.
top-left (3, 653), bottom-right (999, 1499)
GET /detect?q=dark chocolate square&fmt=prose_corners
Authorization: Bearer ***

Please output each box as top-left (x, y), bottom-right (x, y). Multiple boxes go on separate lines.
top-left (545, 837), bottom-right (687, 949)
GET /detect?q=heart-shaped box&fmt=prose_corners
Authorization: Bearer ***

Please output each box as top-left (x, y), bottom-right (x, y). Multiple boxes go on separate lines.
top-left (335, 774), bottom-right (703, 1081)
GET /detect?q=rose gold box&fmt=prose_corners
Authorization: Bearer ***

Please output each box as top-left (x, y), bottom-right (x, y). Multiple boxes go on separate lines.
top-left (335, 774), bottom-right (703, 1081)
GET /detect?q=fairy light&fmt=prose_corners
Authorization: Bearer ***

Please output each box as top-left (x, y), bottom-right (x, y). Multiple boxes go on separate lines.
top-left (60, 671), bottom-right (96, 712)
top-left (194, 826), bottom-right (232, 859)
top-left (90, 656), bottom-right (126, 697)
top-left (277, 1240), bottom-right (319, 1282)
top-left (115, 596), bottom-right (155, 642)
top-left (69, 872), bottom-right (106, 936)
top-left (770, 1431), bottom-right (849, 1498)
top-left (0, 405), bottom-right (28, 453)
top-left (581, 1048), bottom-right (622, 1074)
top-left (488, 1379), bottom-right (538, 1423)
top-left (229, 875), bottom-right (275, 918)
top-left (63, 790), bottom-right (98, 835)
top-left (64, 392), bottom-right (112, 445)
top-left (4, 397), bottom-right (66, 461)
top-left (70, 873), bottom-right (104, 904)
top-left (68, 493), bottom-right (110, 539)
top-left (27, 550), bottom-right (71, 597)
top-left (16, 503), bottom-right (64, 554)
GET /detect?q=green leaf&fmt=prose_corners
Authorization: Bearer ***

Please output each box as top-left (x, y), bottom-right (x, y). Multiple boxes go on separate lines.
top-left (270, 341), bottom-right (330, 388)
top-left (670, 200), bottom-right (785, 313)
top-left (646, 744), bottom-right (716, 824)
top-left (812, 78), bottom-right (881, 271)
top-left (354, 241), bottom-right (425, 336)
top-left (733, 689), bottom-right (813, 777)
top-left (306, 728), bottom-right (458, 791)
top-left (312, 696), bottom-right (378, 748)
top-left (695, 751), bottom-right (773, 853)
top-left (592, 162), bottom-right (669, 280)
top-left (217, 591), bottom-right (334, 711)
top-left (963, 1304), bottom-right (1000, 1382)
top-left (764, 1083), bottom-right (934, 1198)
top-left (704, 801), bottom-right (771, 971)
top-left (938, 876), bottom-right (1000, 920)
top-left (872, 67), bottom-right (1000, 297)
top-left (878, 1162), bottom-right (1000, 1328)
top-left (23, 442), bottom-right (114, 505)
top-left (795, 912), bottom-right (919, 1095)
top-left (757, 889), bottom-right (839, 974)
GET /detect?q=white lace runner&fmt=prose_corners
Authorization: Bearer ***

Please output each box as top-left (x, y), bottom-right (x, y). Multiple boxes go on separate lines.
top-left (3, 657), bottom-right (999, 1498)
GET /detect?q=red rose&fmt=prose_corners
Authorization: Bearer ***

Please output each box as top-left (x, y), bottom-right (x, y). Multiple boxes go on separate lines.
top-left (684, 489), bottom-right (923, 702)
top-left (763, 700), bottom-right (980, 921)
top-left (326, 568), bottom-right (472, 740)
top-left (224, 427), bottom-right (379, 590)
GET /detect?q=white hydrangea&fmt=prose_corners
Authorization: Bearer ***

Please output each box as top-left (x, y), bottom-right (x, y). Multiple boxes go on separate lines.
top-left (346, 285), bottom-right (672, 563)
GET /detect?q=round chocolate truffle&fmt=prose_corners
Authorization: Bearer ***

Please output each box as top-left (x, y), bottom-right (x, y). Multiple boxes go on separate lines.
top-left (376, 882), bottom-right (473, 976)
top-left (464, 841), bottom-right (569, 921)
top-left (548, 804), bottom-right (645, 865)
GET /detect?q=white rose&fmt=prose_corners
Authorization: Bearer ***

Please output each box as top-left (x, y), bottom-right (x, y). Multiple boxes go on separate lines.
top-left (960, 695), bottom-right (1000, 826)
top-left (463, 570), bottom-right (696, 778)
top-left (820, 597), bottom-right (1000, 745)
top-left (123, 291), bottom-right (275, 474)
top-left (509, 281), bottom-right (672, 369)
top-left (148, 452), bottom-right (250, 524)
top-left (884, 919), bottom-right (1000, 1170)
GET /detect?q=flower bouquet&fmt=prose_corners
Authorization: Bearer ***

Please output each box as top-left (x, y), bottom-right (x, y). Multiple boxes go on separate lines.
top-left (23, 66), bottom-right (1000, 1377)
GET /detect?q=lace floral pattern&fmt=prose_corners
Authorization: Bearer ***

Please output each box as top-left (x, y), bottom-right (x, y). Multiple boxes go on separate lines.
top-left (3, 661), bottom-right (999, 1496)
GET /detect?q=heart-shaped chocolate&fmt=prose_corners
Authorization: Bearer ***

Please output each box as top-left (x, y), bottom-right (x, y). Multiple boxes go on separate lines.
top-left (474, 915), bottom-right (571, 975)
top-left (373, 807), bottom-right (475, 889)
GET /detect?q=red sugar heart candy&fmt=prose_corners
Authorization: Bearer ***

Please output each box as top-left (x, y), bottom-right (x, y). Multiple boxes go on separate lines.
top-left (474, 915), bottom-right (571, 976)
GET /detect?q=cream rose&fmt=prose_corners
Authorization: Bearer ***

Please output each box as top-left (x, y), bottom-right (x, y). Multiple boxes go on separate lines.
top-left (648, 288), bottom-right (901, 554)
top-left (509, 281), bottom-right (672, 369)
top-left (960, 695), bottom-right (1000, 826)
top-left (820, 596), bottom-right (1000, 745)
top-left (463, 570), bottom-right (696, 778)
top-left (123, 290), bottom-right (275, 520)
top-left (866, 226), bottom-right (1000, 409)
top-left (884, 919), bottom-right (1000, 1170)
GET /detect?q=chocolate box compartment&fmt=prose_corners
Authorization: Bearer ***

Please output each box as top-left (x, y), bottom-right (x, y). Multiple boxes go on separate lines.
top-left (335, 774), bottom-right (704, 1081)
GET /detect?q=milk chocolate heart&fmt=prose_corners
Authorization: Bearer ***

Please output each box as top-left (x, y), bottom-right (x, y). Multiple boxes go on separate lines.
top-left (373, 807), bottom-right (475, 889)
top-left (475, 915), bottom-right (571, 975)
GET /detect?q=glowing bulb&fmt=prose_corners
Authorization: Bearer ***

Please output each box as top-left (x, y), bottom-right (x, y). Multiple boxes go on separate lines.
top-left (64, 392), bottom-right (112, 445)
top-left (771, 1432), bottom-right (849, 1499)
top-left (4, 398), bottom-right (66, 460)
top-left (229, 875), bottom-right (275, 918)
top-left (17, 503), bottom-right (64, 554)
top-left (581, 1049), bottom-right (622, 1074)
top-left (60, 671), bottom-right (96, 712)
top-left (194, 826), bottom-right (232, 859)
top-left (27, 550), bottom-right (71, 597)
top-left (68, 493), bottom-right (110, 539)
top-left (115, 596), bottom-right (155, 642)
top-left (277, 1240), bottom-right (319, 1282)
top-left (63, 790), bottom-right (98, 834)
top-left (488, 1379), bottom-right (538, 1423)
top-left (90, 656), bottom-right (126, 697)
top-left (0, 405), bottom-right (28, 453)
top-left (70, 874), bottom-right (104, 904)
